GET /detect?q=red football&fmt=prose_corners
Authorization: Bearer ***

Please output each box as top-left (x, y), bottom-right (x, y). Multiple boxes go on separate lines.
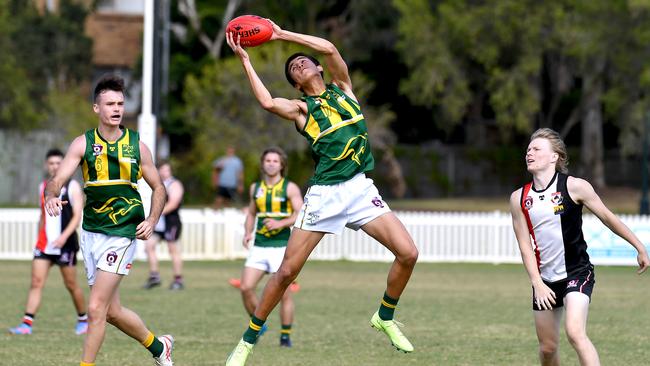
top-left (226, 15), bottom-right (273, 47)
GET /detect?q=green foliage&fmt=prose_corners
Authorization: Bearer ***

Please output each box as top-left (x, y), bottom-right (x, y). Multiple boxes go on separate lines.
top-left (394, 0), bottom-right (546, 136)
top-left (175, 42), bottom-right (310, 200)
top-left (0, 2), bottom-right (42, 130)
top-left (393, 0), bottom-right (650, 152)
top-left (0, 0), bottom-right (92, 132)
top-left (46, 87), bottom-right (98, 140)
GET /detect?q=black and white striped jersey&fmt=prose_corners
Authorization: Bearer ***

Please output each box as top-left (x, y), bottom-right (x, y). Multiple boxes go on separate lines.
top-left (520, 172), bottom-right (591, 282)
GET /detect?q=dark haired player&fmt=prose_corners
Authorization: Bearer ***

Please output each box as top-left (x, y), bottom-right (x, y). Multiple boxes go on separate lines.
top-left (9, 148), bottom-right (88, 336)
top-left (43, 75), bottom-right (174, 366)
top-left (225, 20), bottom-right (419, 365)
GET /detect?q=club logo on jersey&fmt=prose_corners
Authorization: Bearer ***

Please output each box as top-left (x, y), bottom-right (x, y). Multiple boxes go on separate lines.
top-left (523, 196), bottom-right (533, 210)
top-left (371, 197), bottom-right (385, 208)
top-left (551, 192), bottom-right (563, 205)
top-left (106, 251), bottom-right (118, 266)
top-left (567, 279), bottom-right (579, 288)
top-left (331, 133), bottom-right (368, 165)
top-left (109, 146), bottom-right (116, 152)
top-left (122, 144), bottom-right (135, 158)
top-left (92, 197), bottom-right (143, 225)
top-left (92, 144), bottom-right (103, 156)
top-left (553, 204), bottom-right (565, 215)
top-left (255, 187), bottom-right (264, 198)
top-left (539, 195), bottom-right (545, 201)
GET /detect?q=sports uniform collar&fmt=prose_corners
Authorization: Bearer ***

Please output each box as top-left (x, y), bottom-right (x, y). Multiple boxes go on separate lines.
top-left (531, 171), bottom-right (558, 193)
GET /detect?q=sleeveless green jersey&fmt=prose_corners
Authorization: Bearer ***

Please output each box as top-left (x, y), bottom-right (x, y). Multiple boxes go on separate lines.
top-left (81, 126), bottom-right (145, 238)
top-left (253, 178), bottom-right (293, 247)
top-left (300, 83), bottom-right (374, 185)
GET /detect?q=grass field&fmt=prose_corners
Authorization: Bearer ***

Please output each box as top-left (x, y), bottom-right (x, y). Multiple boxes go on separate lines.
top-left (1, 260), bottom-right (649, 365)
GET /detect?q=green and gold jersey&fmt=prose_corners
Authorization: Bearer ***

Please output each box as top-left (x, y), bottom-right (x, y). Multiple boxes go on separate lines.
top-left (80, 126), bottom-right (145, 238)
top-left (300, 83), bottom-right (374, 185)
top-left (253, 178), bottom-right (293, 247)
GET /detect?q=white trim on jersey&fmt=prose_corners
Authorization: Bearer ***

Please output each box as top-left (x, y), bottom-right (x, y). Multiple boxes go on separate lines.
top-left (524, 179), bottom-right (567, 282)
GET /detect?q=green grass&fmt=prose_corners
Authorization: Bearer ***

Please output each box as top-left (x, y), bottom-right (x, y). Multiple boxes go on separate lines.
top-left (1, 260), bottom-right (649, 365)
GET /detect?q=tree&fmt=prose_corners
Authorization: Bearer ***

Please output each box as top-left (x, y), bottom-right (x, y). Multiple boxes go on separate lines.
top-left (394, 0), bottom-right (650, 189)
top-left (0, 0), bottom-right (93, 133)
top-left (167, 1), bottom-right (408, 198)
top-left (0, 1), bottom-right (43, 130)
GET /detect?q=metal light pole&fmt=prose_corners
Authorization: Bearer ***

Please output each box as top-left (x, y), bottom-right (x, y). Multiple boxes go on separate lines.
top-left (136, 0), bottom-right (156, 258)
top-left (138, 0), bottom-right (156, 159)
top-left (640, 111), bottom-right (649, 215)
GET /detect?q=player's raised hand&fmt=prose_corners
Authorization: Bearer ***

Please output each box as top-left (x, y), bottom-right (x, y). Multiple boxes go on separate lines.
top-left (226, 31), bottom-right (249, 62)
top-left (44, 197), bottom-right (68, 217)
top-left (267, 19), bottom-right (282, 40)
top-left (637, 252), bottom-right (650, 274)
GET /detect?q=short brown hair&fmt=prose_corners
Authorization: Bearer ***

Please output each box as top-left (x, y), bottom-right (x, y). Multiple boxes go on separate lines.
top-left (93, 75), bottom-right (125, 102)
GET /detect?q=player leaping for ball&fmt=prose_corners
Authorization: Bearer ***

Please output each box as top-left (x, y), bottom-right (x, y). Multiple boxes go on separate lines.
top-left (225, 19), bottom-right (419, 365)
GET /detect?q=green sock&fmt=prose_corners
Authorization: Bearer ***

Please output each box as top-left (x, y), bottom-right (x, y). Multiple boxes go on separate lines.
top-left (280, 324), bottom-right (292, 340)
top-left (243, 315), bottom-right (266, 344)
top-left (142, 332), bottom-right (164, 357)
top-left (378, 292), bottom-right (398, 320)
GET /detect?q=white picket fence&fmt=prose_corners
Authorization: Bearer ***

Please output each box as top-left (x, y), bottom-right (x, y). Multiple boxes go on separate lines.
top-left (1, 208), bottom-right (648, 265)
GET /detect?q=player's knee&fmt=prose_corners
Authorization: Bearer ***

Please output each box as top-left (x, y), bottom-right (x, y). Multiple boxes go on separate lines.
top-left (63, 278), bottom-right (77, 291)
top-left (566, 326), bottom-right (589, 347)
top-left (239, 283), bottom-right (255, 294)
top-left (87, 302), bottom-right (107, 323)
top-left (105, 307), bottom-right (122, 325)
top-left (30, 277), bottom-right (45, 289)
top-left (397, 245), bottom-right (418, 267)
top-left (276, 265), bottom-right (299, 285)
top-left (538, 340), bottom-right (558, 359)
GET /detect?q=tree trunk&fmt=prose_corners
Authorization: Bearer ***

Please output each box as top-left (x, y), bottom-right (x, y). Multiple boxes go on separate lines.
top-left (381, 149), bottom-right (407, 198)
top-left (579, 59), bottom-right (606, 189)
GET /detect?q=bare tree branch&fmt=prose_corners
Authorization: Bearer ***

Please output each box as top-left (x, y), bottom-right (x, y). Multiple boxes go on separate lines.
top-left (177, 0), bottom-right (240, 59)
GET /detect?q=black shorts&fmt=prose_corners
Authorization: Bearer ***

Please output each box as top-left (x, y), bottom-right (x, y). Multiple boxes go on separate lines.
top-left (33, 248), bottom-right (78, 266)
top-left (154, 216), bottom-right (182, 242)
top-left (217, 186), bottom-right (238, 200)
top-left (532, 267), bottom-right (595, 311)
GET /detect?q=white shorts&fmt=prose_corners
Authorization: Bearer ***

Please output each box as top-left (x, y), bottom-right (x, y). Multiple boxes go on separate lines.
top-left (80, 229), bottom-right (137, 285)
top-left (245, 246), bottom-right (286, 273)
top-left (294, 173), bottom-right (391, 235)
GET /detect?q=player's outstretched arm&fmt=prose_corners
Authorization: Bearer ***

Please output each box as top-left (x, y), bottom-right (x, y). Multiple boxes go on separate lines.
top-left (568, 177), bottom-right (650, 274)
top-left (225, 31), bottom-right (304, 126)
top-left (510, 189), bottom-right (556, 309)
top-left (268, 20), bottom-right (352, 93)
top-left (136, 141), bottom-right (167, 240)
top-left (44, 135), bottom-right (86, 217)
